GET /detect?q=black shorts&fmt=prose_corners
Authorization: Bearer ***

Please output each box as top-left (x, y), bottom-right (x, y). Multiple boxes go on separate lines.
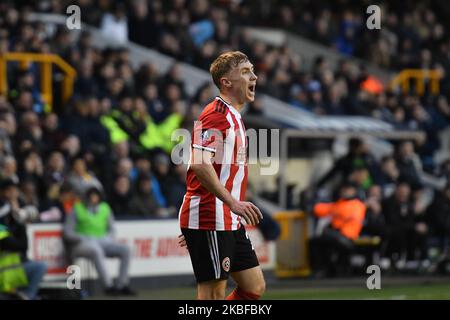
top-left (181, 226), bottom-right (260, 283)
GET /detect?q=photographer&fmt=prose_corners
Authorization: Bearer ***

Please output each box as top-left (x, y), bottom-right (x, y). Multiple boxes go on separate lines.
top-left (0, 178), bottom-right (47, 299)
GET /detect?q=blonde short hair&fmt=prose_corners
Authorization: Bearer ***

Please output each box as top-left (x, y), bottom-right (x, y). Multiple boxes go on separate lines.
top-left (209, 51), bottom-right (249, 90)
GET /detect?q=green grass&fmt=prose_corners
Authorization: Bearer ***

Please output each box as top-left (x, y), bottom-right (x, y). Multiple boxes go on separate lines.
top-left (262, 283), bottom-right (450, 300)
top-left (92, 282), bottom-right (450, 300)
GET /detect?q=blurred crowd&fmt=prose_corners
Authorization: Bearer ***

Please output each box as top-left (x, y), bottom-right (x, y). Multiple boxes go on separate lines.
top-left (0, 1), bottom-right (214, 221)
top-left (36, 0), bottom-right (449, 172)
top-left (0, 0), bottom-right (450, 281)
top-left (306, 138), bottom-right (450, 276)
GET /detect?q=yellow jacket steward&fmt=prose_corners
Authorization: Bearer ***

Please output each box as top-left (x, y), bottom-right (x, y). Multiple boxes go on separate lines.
top-left (101, 110), bottom-right (183, 153)
top-left (0, 224), bottom-right (28, 293)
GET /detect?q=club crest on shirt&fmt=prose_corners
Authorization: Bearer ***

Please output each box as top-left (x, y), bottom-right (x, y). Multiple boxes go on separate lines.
top-left (201, 129), bottom-right (213, 144)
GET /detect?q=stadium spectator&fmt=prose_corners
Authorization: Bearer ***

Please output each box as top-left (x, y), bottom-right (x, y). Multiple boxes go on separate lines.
top-left (66, 156), bottom-right (103, 197)
top-left (0, 222), bottom-right (29, 299)
top-left (43, 152), bottom-right (66, 200)
top-left (109, 175), bottom-right (133, 217)
top-left (0, 112), bottom-right (15, 157)
top-left (12, 90), bottom-right (40, 120)
top-left (132, 154), bottom-right (152, 177)
top-left (114, 158), bottom-right (134, 181)
top-left (47, 183), bottom-right (78, 221)
top-left (75, 59), bottom-right (99, 98)
top-left (0, 178), bottom-right (47, 300)
top-left (19, 179), bottom-right (39, 209)
top-left (316, 138), bottom-right (377, 188)
top-left (63, 186), bottom-right (135, 296)
top-left (100, 3), bottom-right (128, 45)
top-left (129, 173), bottom-right (165, 218)
top-left (348, 167), bottom-right (372, 196)
top-left (167, 164), bottom-right (188, 212)
top-left (360, 184), bottom-right (386, 266)
top-left (63, 96), bottom-right (111, 163)
top-left (112, 140), bottom-right (130, 161)
top-left (39, 182), bottom-right (76, 223)
top-left (100, 93), bottom-right (183, 154)
top-left (375, 156), bottom-right (400, 197)
top-left (59, 135), bottom-right (82, 161)
top-left (16, 111), bottom-right (43, 155)
top-left (141, 83), bottom-right (167, 124)
top-left (128, 0), bottom-right (159, 49)
top-left (382, 182), bottom-right (429, 269)
top-left (41, 113), bottom-right (66, 156)
top-left (102, 94), bottom-right (144, 147)
top-left (152, 153), bottom-right (180, 216)
top-left (394, 141), bottom-right (423, 190)
top-left (425, 184), bottom-right (450, 254)
top-left (0, 155), bottom-right (18, 182)
top-left (309, 182), bottom-right (366, 277)
top-left (18, 149), bottom-right (44, 190)
top-left (438, 159), bottom-right (450, 184)
top-left (361, 184), bottom-right (386, 239)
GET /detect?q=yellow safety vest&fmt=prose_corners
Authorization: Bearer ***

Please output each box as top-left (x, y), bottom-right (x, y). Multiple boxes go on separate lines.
top-left (102, 110), bottom-right (183, 153)
top-left (0, 225), bottom-right (28, 293)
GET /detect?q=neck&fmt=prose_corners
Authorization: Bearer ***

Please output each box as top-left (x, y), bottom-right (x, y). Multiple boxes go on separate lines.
top-left (219, 92), bottom-right (244, 112)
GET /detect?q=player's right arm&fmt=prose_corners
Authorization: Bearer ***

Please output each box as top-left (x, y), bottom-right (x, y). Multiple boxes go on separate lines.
top-left (190, 148), bottom-right (262, 225)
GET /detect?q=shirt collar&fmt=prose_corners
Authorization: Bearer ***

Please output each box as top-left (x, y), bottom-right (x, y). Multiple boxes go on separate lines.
top-left (215, 96), bottom-right (241, 118)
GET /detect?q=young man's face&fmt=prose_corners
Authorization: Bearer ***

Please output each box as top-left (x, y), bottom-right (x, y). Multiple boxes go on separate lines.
top-left (226, 60), bottom-right (257, 104)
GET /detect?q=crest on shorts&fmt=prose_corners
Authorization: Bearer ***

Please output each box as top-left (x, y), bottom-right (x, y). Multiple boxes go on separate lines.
top-left (222, 257), bottom-right (230, 272)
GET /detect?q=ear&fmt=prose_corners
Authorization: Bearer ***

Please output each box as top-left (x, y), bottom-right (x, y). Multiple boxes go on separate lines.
top-left (220, 77), bottom-right (232, 88)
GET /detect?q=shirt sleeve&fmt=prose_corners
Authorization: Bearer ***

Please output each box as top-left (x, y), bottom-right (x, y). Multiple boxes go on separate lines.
top-left (63, 211), bottom-right (83, 244)
top-left (314, 202), bottom-right (333, 217)
top-left (192, 111), bottom-right (230, 154)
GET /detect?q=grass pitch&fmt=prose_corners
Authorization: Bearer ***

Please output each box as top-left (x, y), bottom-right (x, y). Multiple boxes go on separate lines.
top-left (92, 281), bottom-right (450, 300)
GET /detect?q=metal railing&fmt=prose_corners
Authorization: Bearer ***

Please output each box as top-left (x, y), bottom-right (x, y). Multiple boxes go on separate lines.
top-left (390, 69), bottom-right (442, 96)
top-left (0, 52), bottom-right (76, 110)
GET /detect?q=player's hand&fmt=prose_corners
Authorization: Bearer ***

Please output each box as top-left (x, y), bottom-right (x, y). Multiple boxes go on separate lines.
top-left (178, 234), bottom-right (187, 248)
top-left (229, 200), bottom-right (263, 226)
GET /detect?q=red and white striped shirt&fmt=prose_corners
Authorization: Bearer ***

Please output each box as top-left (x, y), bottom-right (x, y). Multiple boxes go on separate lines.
top-left (179, 96), bottom-right (248, 231)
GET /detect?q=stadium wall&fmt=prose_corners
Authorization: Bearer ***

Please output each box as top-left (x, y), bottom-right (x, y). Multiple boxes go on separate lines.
top-left (27, 221), bottom-right (275, 282)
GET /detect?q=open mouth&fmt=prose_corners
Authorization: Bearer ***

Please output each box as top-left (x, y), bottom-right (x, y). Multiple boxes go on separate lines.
top-left (248, 84), bottom-right (255, 93)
